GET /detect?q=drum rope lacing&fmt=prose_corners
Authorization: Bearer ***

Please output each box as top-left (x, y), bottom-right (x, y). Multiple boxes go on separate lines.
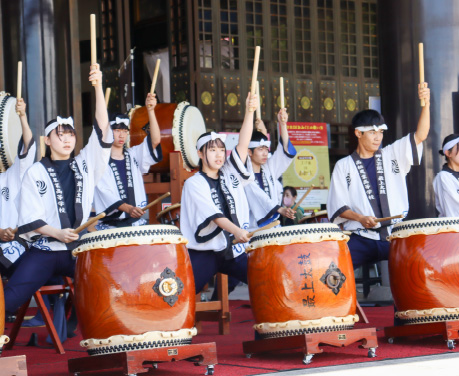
top-left (250, 226), bottom-right (343, 243)
top-left (0, 93), bottom-right (11, 170)
top-left (177, 103), bottom-right (194, 170)
top-left (391, 218), bottom-right (459, 234)
top-left (259, 324), bottom-right (356, 339)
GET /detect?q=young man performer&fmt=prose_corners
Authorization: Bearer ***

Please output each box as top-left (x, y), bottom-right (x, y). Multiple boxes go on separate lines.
top-left (327, 83), bottom-right (430, 268)
top-left (4, 64), bottom-right (113, 318)
top-left (244, 108), bottom-right (296, 230)
top-left (433, 134), bottom-right (459, 217)
top-left (94, 93), bottom-right (162, 229)
top-left (181, 93), bottom-right (258, 293)
top-left (0, 98), bottom-right (36, 278)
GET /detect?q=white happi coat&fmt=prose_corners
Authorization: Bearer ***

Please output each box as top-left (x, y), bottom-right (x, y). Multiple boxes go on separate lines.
top-left (245, 138), bottom-right (296, 230)
top-left (327, 133), bottom-right (422, 240)
top-left (18, 122), bottom-right (113, 251)
top-left (433, 165), bottom-right (459, 217)
top-left (0, 138), bottom-right (36, 267)
top-left (181, 148), bottom-right (254, 258)
top-left (93, 135), bottom-right (162, 227)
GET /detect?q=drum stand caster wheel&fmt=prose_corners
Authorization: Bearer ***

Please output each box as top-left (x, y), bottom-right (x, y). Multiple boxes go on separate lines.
top-left (205, 364), bottom-right (215, 375)
top-left (368, 347), bottom-right (377, 358)
top-left (302, 354), bottom-right (314, 364)
top-left (387, 337), bottom-right (394, 344)
top-left (447, 340), bottom-right (455, 350)
top-left (245, 353), bottom-right (252, 358)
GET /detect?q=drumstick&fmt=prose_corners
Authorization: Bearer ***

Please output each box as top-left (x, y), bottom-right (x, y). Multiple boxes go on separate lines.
top-left (150, 59), bottom-right (161, 95)
top-left (141, 192), bottom-right (171, 211)
top-left (90, 14), bottom-right (97, 86)
top-left (256, 81), bottom-right (261, 120)
top-left (40, 136), bottom-right (46, 158)
top-left (233, 220), bottom-right (280, 245)
top-left (292, 185), bottom-right (314, 212)
top-left (74, 212), bottom-right (106, 234)
top-left (419, 43), bottom-right (425, 107)
top-left (249, 46), bottom-right (261, 112)
top-left (16, 61), bottom-right (22, 115)
top-left (374, 214), bottom-right (404, 223)
top-left (105, 87), bottom-right (111, 107)
top-left (280, 77), bottom-right (284, 109)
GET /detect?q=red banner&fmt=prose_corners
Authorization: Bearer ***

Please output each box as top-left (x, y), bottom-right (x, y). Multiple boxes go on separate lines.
top-left (286, 122), bottom-right (328, 146)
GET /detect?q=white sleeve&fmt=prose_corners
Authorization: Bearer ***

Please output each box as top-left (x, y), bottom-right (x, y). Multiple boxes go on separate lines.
top-left (327, 160), bottom-right (352, 225)
top-left (76, 120), bottom-right (114, 185)
top-left (128, 134), bottom-right (163, 174)
top-left (434, 172), bottom-right (459, 217)
top-left (223, 148), bottom-right (254, 187)
top-left (383, 133), bottom-right (422, 175)
top-left (266, 138), bottom-right (296, 180)
top-left (93, 166), bottom-right (125, 215)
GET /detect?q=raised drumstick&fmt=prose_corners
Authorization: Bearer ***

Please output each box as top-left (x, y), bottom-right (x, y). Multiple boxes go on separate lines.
top-left (249, 46), bottom-right (261, 112)
top-left (74, 212), bottom-right (106, 234)
top-left (150, 59), bottom-right (161, 96)
top-left (292, 185), bottom-right (314, 212)
top-left (233, 220), bottom-right (280, 245)
top-left (105, 87), bottom-right (111, 107)
top-left (419, 43), bottom-right (425, 107)
top-left (90, 14), bottom-right (97, 86)
top-left (280, 77), bottom-right (284, 109)
top-left (141, 192), bottom-right (171, 211)
top-left (374, 214), bottom-right (404, 223)
top-left (40, 136), bottom-right (46, 158)
top-left (16, 61), bottom-right (22, 115)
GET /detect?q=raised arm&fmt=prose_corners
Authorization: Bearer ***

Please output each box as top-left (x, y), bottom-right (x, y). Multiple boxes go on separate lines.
top-left (236, 92), bottom-right (258, 163)
top-left (277, 107), bottom-right (290, 151)
top-left (145, 93), bottom-right (161, 149)
top-left (414, 82), bottom-right (430, 145)
top-left (15, 98), bottom-right (33, 151)
top-left (90, 64), bottom-right (110, 142)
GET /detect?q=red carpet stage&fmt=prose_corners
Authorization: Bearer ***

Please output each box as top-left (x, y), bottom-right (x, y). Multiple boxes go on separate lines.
top-left (1, 301), bottom-right (457, 375)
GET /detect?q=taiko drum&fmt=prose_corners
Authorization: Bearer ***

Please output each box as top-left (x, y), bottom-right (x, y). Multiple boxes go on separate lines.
top-left (389, 218), bottom-right (459, 324)
top-left (73, 225), bottom-right (196, 355)
top-left (247, 224), bottom-right (357, 339)
top-left (129, 102), bottom-right (206, 173)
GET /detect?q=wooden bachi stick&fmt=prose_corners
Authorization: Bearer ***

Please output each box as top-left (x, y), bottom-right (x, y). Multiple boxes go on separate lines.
top-left (280, 77), bottom-right (284, 109)
top-left (249, 46), bottom-right (261, 112)
top-left (292, 185), bottom-right (314, 212)
top-left (419, 43), bottom-right (425, 107)
top-left (141, 192), bottom-right (171, 211)
top-left (74, 212), bottom-right (106, 234)
top-left (233, 220), bottom-right (280, 245)
top-left (374, 214), bottom-right (404, 223)
top-left (150, 59), bottom-right (161, 95)
top-left (90, 14), bottom-right (97, 86)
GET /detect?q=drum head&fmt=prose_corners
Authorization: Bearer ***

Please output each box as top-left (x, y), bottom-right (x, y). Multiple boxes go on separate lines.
top-left (172, 102), bottom-right (206, 171)
top-left (0, 93), bottom-right (22, 171)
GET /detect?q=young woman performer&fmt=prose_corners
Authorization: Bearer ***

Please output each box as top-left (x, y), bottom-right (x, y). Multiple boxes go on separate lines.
top-left (280, 186), bottom-right (305, 226)
top-left (93, 93), bottom-right (162, 229)
top-left (4, 64), bottom-right (113, 315)
top-left (433, 134), bottom-right (459, 217)
top-left (181, 93), bottom-right (258, 293)
top-left (0, 98), bottom-right (35, 278)
top-left (244, 108), bottom-right (297, 230)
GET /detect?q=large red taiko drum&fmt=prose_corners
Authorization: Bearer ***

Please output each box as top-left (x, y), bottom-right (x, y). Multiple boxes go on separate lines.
top-left (129, 102), bottom-right (206, 173)
top-left (247, 224), bottom-right (357, 339)
top-left (389, 218), bottom-right (459, 324)
top-left (73, 225), bottom-right (196, 355)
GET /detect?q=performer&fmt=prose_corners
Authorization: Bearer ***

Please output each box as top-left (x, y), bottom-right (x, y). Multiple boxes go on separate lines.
top-left (244, 108), bottom-right (297, 230)
top-left (0, 98), bottom-right (36, 278)
top-left (433, 134), bottom-right (459, 217)
top-left (181, 93), bottom-right (257, 293)
top-left (4, 64), bottom-right (113, 315)
top-left (93, 93), bottom-right (162, 229)
top-left (280, 186), bottom-right (304, 226)
top-left (327, 83), bottom-right (430, 268)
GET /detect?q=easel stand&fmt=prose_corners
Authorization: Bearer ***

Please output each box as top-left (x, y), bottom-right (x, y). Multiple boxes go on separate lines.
top-left (0, 355), bottom-right (28, 376)
top-left (243, 328), bottom-right (378, 365)
top-left (384, 320), bottom-right (459, 350)
top-left (68, 342), bottom-right (217, 375)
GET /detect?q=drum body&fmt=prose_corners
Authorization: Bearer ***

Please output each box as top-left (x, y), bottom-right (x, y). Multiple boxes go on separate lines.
top-left (73, 225), bottom-right (196, 355)
top-left (0, 92), bottom-right (22, 172)
top-left (389, 218), bottom-right (459, 324)
top-left (0, 276), bottom-right (10, 352)
top-left (247, 224), bottom-right (357, 339)
top-left (130, 102), bottom-right (206, 173)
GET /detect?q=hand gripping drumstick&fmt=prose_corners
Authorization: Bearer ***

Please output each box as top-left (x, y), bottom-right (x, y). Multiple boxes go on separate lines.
top-left (233, 220), bottom-right (280, 245)
top-left (141, 192), bottom-right (171, 211)
top-left (292, 185), bottom-right (314, 212)
top-left (419, 43), bottom-right (425, 107)
top-left (90, 14), bottom-right (97, 86)
top-left (374, 214), bottom-right (404, 223)
top-left (74, 212), bottom-right (106, 234)
top-left (249, 46), bottom-right (261, 112)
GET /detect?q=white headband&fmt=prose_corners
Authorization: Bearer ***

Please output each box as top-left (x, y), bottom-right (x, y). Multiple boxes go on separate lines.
top-left (45, 116), bottom-right (75, 136)
top-left (196, 132), bottom-right (227, 150)
top-left (355, 124), bottom-right (388, 132)
top-left (249, 139), bottom-right (271, 149)
top-left (110, 117), bottom-right (130, 127)
top-left (443, 137), bottom-right (459, 154)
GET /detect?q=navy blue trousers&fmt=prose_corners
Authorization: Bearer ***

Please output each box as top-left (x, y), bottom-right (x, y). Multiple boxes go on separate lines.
top-left (4, 247), bottom-right (75, 315)
top-left (347, 234), bottom-right (390, 269)
top-left (188, 249), bottom-right (248, 294)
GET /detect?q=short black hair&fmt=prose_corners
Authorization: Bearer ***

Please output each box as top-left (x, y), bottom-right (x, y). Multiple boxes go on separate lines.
top-left (283, 186), bottom-right (297, 197)
top-left (249, 130), bottom-right (269, 150)
top-left (110, 113), bottom-right (130, 130)
top-left (351, 109), bottom-right (385, 128)
top-left (440, 133), bottom-right (459, 158)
